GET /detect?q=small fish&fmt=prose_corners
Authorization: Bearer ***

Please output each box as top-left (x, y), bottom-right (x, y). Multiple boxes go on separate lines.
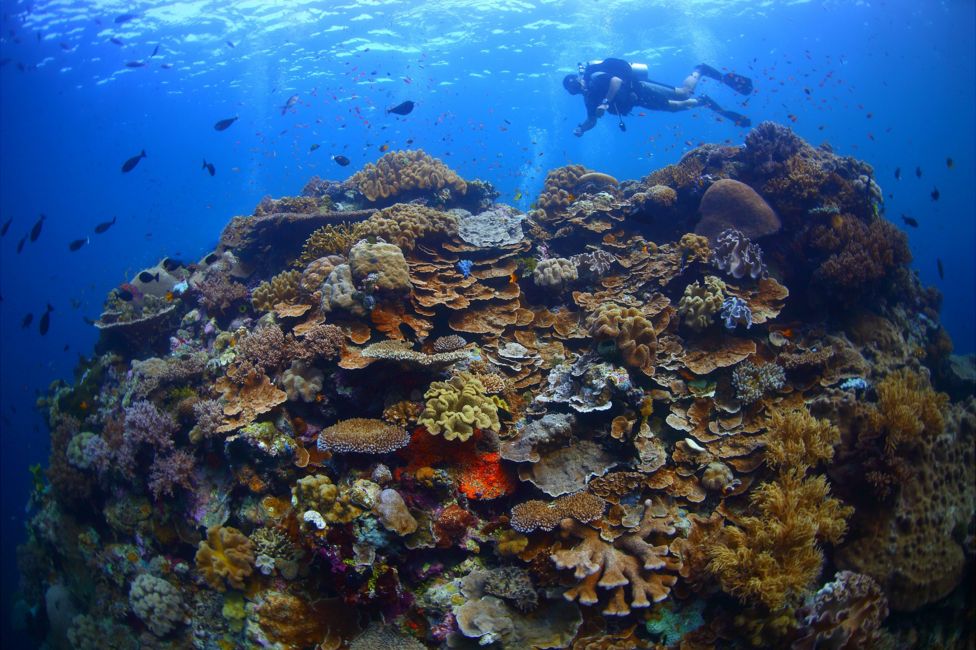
top-left (160, 63), bottom-right (173, 69)
top-left (930, 187), bottom-right (940, 201)
top-left (21, 313), bottom-right (33, 328)
top-left (332, 154), bottom-right (350, 166)
top-left (94, 216), bottom-right (117, 233)
top-left (1, 217), bottom-right (11, 237)
top-left (121, 150), bottom-right (146, 173)
top-left (202, 159), bottom-right (216, 176)
top-left (937, 258), bottom-right (944, 280)
top-left (946, 157), bottom-right (954, 169)
top-left (138, 271), bottom-right (160, 284)
top-left (125, 60), bottom-right (146, 68)
top-left (17, 235), bottom-right (26, 253)
top-left (110, 37), bottom-right (123, 45)
top-left (226, 41), bottom-right (235, 48)
top-left (309, 143), bottom-right (320, 152)
top-left (115, 13), bottom-right (139, 24)
top-left (901, 215), bottom-right (918, 228)
top-left (513, 190), bottom-right (522, 201)
top-left (161, 258), bottom-right (183, 272)
top-left (214, 116), bottom-right (238, 131)
top-left (894, 167), bottom-right (901, 180)
top-left (59, 41), bottom-right (72, 51)
top-left (387, 100), bottom-right (415, 116)
top-left (30, 214), bottom-right (45, 242)
top-left (164, 291), bottom-right (175, 302)
top-left (280, 94), bottom-right (299, 115)
top-left (915, 166), bottom-right (922, 178)
top-left (68, 237), bottom-right (89, 251)
top-left (150, 44), bottom-right (160, 57)
top-left (116, 288), bottom-right (134, 302)
top-left (379, 143), bottom-right (390, 152)
top-left (39, 304), bottom-right (53, 336)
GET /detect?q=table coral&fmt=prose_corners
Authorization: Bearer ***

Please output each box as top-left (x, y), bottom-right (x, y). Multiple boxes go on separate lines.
top-left (511, 491), bottom-right (607, 533)
top-left (419, 372), bottom-right (500, 441)
top-left (195, 525), bottom-right (255, 591)
top-left (316, 418), bottom-right (410, 454)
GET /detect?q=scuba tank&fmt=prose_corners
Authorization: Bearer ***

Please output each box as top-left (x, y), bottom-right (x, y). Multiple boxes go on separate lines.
top-left (629, 62), bottom-right (648, 81)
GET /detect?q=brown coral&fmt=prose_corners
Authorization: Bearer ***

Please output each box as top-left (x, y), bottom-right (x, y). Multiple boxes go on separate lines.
top-left (588, 304), bottom-right (659, 375)
top-left (764, 406), bottom-right (840, 471)
top-left (195, 525), bottom-right (255, 591)
top-left (297, 224), bottom-right (357, 265)
top-left (678, 233), bottom-right (711, 265)
top-left (352, 203), bottom-right (459, 251)
top-left (695, 178), bottom-right (781, 241)
top-left (252, 270), bottom-right (302, 312)
top-left (510, 492), bottom-right (607, 533)
top-left (316, 418), bottom-right (410, 454)
top-left (536, 164), bottom-right (588, 216)
top-left (215, 374), bottom-right (287, 433)
top-left (349, 149), bottom-right (467, 203)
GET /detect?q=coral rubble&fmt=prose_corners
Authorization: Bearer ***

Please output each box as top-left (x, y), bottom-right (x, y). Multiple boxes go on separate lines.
top-left (21, 131), bottom-right (974, 649)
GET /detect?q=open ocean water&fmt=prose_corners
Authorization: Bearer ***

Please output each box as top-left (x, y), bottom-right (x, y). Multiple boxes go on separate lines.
top-left (1, 0), bottom-right (973, 648)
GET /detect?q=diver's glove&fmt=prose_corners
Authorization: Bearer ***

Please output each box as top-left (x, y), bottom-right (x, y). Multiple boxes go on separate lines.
top-left (596, 101), bottom-right (609, 116)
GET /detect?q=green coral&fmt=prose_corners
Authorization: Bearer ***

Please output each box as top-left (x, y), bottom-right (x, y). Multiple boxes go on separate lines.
top-left (240, 421), bottom-right (295, 457)
top-left (646, 599), bottom-right (706, 646)
top-left (419, 372), bottom-right (500, 442)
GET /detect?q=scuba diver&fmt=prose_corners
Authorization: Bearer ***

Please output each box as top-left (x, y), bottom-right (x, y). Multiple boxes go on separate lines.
top-left (563, 58), bottom-right (754, 136)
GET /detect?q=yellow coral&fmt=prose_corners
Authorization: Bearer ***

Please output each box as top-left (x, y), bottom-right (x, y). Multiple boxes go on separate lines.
top-left (252, 270), bottom-right (302, 312)
top-left (352, 203), bottom-right (458, 251)
top-left (349, 149), bottom-right (466, 203)
top-left (291, 473), bottom-right (362, 524)
top-left (677, 275), bottom-right (726, 332)
top-left (296, 223), bottom-right (357, 265)
top-left (419, 372), bottom-right (500, 441)
top-left (765, 406), bottom-right (840, 471)
top-left (872, 368), bottom-right (948, 453)
top-left (195, 525), bottom-right (255, 591)
top-left (678, 233), bottom-right (711, 264)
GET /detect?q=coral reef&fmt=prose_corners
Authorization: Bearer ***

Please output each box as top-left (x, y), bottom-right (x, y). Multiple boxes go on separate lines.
top-left (21, 123), bottom-right (975, 650)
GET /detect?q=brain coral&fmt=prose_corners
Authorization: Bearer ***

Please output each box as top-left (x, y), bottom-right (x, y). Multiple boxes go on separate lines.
top-left (352, 203), bottom-right (459, 251)
top-left (316, 418), bottom-right (410, 454)
top-left (695, 178), bottom-right (781, 241)
top-left (536, 164), bottom-right (587, 214)
top-left (588, 304), bottom-right (659, 375)
top-left (128, 573), bottom-right (183, 637)
top-left (347, 239), bottom-right (411, 294)
top-left (419, 372), bottom-right (500, 441)
top-left (195, 525), bottom-right (255, 591)
top-left (677, 275), bottom-right (726, 332)
top-left (349, 149), bottom-right (467, 203)
top-left (532, 257), bottom-right (578, 291)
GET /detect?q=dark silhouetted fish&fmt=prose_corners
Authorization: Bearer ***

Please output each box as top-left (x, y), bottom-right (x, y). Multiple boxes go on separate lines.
top-left (280, 94), bottom-right (299, 115)
top-left (94, 216), bottom-right (117, 233)
top-left (17, 235), bottom-right (26, 253)
top-left (1, 217), bottom-right (11, 237)
top-left (387, 100), bottom-right (415, 115)
top-left (937, 258), bottom-right (944, 280)
top-left (161, 258), bottom-right (184, 272)
top-left (110, 37), bottom-right (123, 45)
top-left (139, 271), bottom-right (160, 283)
top-left (39, 304), bottom-right (53, 336)
top-left (125, 60), bottom-right (146, 67)
top-left (214, 116), bottom-right (238, 131)
top-left (21, 313), bottom-right (33, 328)
top-left (150, 44), bottom-right (160, 57)
top-left (202, 159), bottom-right (216, 176)
top-left (894, 167), bottom-right (900, 180)
top-left (931, 187), bottom-right (940, 201)
top-left (30, 214), bottom-right (45, 242)
top-left (115, 13), bottom-right (139, 24)
top-left (332, 154), bottom-right (350, 166)
top-left (915, 166), bottom-right (922, 178)
top-left (901, 215), bottom-right (918, 228)
top-left (68, 237), bottom-right (89, 251)
top-left (160, 63), bottom-right (174, 69)
top-left (309, 143), bottom-right (320, 152)
top-left (59, 42), bottom-right (72, 50)
top-left (226, 41), bottom-right (235, 48)
top-left (121, 150), bottom-right (146, 173)
top-left (946, 157), bottom-right (954, 169)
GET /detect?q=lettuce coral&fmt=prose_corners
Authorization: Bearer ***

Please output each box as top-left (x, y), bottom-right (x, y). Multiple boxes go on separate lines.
top-left (677, 275), bottom-right (726, 332)
top-left (588, 305), bottom-right (658, 376)
top-left (195, 525), bottom-right (255, 591)
top-left (418, 372), bottom-right (500, 441)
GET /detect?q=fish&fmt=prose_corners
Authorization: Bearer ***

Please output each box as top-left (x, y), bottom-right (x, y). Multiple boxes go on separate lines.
top-left (894, 167), bottom-right (901, 180)
top-left (901, 215), bottom-right (918, 228)
top-left (39, 304), bottom-right (53, 336)
top-left (937, 258), bottom-right (944, 280)
top-left (915, 166), bottom-right (922, 178)
top-left (202, 159), bottom-right (216, 176)
top-left (17, 235), bottom-right (26, 253)
top-left (309, 143), bottom-right (320, 152)
top-left (214, 116), bottom-right (238, 131)
top-left (68, 237), bottom-right (89, 251)
top-left (150, 44), bottom-right (160, 57)
top-left (280, 94), bottom-right (299, 115)
top-left (226, 41), bottom-right (236, 48)
top-left (59, 42), bottom-right (72, 51)
top-left (125, 60), bottom-right (146, 68)
top-left (946, 157), bottom-right (954, 169)
top-left (121, 150), bottom-right (146, 173)
top-left (332, 154), bottom-right (350, 166)
top-left (1, 217), bottom-right (11, 237)
top-left (138, 271), bottom-right (160, 284)
top-left (110, 37), bottom-right (123, 46)
top-left (116, 288), bottom-right (134, 302)
top-left (161, 258), bottom-right (183, 272)
top-left (379, 144), bottom-right (390, 152)
top-left (514, 190), bottom-right (522, 201)
top-left (160, 63), bottom-right (173, 69)
top-left (387, 100), bottom-right (415, 116)
top-left (94, 216), bottom-right (117, 233)
top-left (30, 214), bottom-right (45, 242)
top-left (115, 13), bottom-right (139, 24)
top-left (21, 313), bottom-right (33, 328)
top-left (931, 187), bottom-right (940, 201)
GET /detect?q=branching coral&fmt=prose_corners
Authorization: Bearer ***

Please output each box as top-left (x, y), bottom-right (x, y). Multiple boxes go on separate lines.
top-left (195, 525), bottom-right (255, 591)
top-left (297, 223), bottom-right (358, 265)
top-left (418, 372), bottom-right (500, 441)
top-left (588, 305), bottom-right (658, 376)
top-left (349, 149), bottom-right (467, 203)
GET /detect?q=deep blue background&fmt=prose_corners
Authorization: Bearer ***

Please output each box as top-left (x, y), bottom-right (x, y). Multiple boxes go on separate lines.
top-left (1, 0), bottom-right (973, 644)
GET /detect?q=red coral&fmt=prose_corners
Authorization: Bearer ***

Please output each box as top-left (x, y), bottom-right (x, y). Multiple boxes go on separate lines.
top-left (433, 504), bottom-right (477, 548)
top-left (398, 428), bottom-right (516, 501)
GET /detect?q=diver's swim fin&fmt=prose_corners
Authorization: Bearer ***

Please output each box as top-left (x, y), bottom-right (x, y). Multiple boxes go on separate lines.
top-left (723, 71), bottom-right (753, 95)
top-left (695, 64), bottom-right (722, 81)
top-left (715, 106), bottom-right (751, 127)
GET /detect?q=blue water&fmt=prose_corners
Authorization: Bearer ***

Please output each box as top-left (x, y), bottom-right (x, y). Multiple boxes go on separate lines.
top-left (1, 0), bottom-right (973, 643)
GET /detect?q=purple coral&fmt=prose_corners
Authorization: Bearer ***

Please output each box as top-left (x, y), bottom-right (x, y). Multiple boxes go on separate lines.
top-left (124, 400), bottom-right (177, 451)
top-left (147, 449), bottom-right (196, 500)
top-left (720, 296), bottom-right (753, 330)
top-left (712, 228), bottom-right (767, 280)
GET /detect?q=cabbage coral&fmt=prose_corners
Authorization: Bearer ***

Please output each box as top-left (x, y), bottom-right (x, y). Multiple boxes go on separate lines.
top-left (418, 372), bottom-right (500, 441)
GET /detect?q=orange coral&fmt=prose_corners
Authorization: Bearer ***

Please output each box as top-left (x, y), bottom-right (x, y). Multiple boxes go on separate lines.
top-left (195, 525), bottom-right (255, 591)
top-left (588, 304), bottom-right (658, 375)
top-left (458, 451), bottom-right (517, 501)
top-left (215, 374), bottom-right (287, 433)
